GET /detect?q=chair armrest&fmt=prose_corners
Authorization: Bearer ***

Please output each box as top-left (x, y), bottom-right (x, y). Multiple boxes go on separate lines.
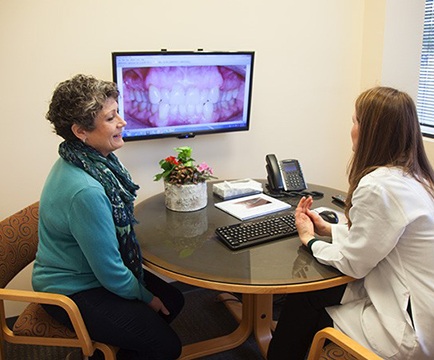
top-left (0, 288), bottom-right (94, 354)
top-left (307, 327), bottom-right (383, 360)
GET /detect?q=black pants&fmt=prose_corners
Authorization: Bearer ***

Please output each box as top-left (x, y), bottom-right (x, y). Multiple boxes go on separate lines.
top-left (43, 270), bottom-right (184, 360)
top-left (267, 284), bottom-right (346, 360)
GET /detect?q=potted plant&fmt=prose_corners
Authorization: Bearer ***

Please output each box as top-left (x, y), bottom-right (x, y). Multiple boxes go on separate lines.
top-left (154, 147), bottom-right (216, 212)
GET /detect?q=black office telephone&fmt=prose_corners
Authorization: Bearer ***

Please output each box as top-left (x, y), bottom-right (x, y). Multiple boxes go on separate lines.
top-left (265, 154), bottom-right (307, 192)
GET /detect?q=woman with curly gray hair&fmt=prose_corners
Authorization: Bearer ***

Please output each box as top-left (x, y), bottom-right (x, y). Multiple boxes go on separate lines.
top-left (33, 74), bottom-right (184, 360)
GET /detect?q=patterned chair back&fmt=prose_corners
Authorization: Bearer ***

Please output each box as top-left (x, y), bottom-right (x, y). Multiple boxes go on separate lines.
top-left (0, 202), bottom-right (39, 289)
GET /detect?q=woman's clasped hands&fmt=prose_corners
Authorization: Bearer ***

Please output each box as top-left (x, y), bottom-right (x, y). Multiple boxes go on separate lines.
top-left (295, 196), bottom-right (332, 246)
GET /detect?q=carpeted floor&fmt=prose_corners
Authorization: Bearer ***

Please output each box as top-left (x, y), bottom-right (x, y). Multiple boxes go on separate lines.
top-left (2, 285), bottom-right (284, 359)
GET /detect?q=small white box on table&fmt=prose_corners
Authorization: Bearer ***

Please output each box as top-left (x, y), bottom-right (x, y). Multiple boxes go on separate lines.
top-left (212, 179), bottom-right (263, 200)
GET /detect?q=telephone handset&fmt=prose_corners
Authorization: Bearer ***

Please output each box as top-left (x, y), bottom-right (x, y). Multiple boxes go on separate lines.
top-left (265, 154), bottom-right (307, 192)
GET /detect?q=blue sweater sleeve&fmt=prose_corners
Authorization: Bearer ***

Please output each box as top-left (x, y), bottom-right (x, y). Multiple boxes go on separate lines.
top-left (69, 186), bottom-right (153, 303)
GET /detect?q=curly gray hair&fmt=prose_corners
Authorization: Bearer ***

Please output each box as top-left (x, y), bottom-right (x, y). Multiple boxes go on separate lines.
top-left (46, 74), bottom-right (119, 141)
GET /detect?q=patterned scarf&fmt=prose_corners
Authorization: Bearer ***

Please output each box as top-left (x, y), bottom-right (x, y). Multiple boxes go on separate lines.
top-left (59, 140), bottom-right (144, 284)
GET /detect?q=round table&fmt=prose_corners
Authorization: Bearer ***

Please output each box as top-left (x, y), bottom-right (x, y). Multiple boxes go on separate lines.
top-left (134, 182), bottom-right (353, 359)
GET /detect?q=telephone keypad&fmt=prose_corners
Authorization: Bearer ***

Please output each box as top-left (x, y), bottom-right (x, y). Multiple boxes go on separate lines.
top-left (284, 172), bottom-right (304, 190)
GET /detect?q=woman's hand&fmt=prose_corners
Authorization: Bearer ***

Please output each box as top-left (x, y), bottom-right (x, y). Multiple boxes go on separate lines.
top-left (295, 197), bottom-right (333, 246)
top-left (148, 296), bottom-right (170, 315)
top-left (295, 197), bottom-right (316, 246)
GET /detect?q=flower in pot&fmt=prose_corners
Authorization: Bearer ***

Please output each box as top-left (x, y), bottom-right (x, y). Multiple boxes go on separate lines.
top-left (154, 147), bottom-right (216, 211)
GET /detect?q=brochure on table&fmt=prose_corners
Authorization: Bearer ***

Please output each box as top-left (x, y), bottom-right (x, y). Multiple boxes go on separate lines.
top-left (215, 193), bottom-right (291, 221)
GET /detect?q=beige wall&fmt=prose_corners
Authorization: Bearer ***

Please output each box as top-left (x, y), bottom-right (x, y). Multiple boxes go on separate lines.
top-left (1, 0), bottom-right (368, 219)
top-left (381, 0), bottom-right (434, 157)
top-left (1, 0), bottom-right (429, 316)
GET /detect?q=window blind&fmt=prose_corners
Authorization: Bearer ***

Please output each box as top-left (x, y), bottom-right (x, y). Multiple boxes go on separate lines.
top-left (418, 0), bottom-right (434, 138)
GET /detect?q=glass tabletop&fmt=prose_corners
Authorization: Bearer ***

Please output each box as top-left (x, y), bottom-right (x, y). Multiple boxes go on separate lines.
top-left (134, 182), bottom-right (348, 290)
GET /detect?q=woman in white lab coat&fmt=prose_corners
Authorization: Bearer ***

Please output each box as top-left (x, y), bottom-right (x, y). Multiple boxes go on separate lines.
top-left (268, 87), bottom-right (434, 360)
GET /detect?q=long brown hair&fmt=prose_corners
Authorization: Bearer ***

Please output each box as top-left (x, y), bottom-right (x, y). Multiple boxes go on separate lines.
top-left (345, 87), bottom-right (434, 224)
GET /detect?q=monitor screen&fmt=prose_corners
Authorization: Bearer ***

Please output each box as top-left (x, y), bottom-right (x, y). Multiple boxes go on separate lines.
top-left (112, 51), bottom-right (255, 141)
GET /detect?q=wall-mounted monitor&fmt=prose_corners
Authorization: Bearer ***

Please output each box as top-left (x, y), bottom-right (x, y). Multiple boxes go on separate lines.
top-left (112, 50), bottom-right (255, 141)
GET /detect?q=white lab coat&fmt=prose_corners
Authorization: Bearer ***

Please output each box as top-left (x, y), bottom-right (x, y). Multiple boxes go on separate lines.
top-left (312, 167), bottom-right (434, 359)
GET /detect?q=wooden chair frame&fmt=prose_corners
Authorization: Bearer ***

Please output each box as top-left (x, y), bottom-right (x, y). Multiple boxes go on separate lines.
top-left (307, 327), bottom-right (383, 360)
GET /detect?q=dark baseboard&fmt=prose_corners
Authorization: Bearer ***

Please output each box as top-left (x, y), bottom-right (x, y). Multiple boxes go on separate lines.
top-left (171, 281), bottom-right (202, 293)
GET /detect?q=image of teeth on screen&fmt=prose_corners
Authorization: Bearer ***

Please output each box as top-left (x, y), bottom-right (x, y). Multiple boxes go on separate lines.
top-left (112, 51), bottom-right (255, 141)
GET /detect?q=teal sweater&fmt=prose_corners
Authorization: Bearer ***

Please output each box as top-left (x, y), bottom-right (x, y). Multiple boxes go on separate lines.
top-left (32, 158), bottom-right (153, 303)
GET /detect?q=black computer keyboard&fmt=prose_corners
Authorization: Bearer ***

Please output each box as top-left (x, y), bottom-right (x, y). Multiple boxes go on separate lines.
top-left (215, 213), bottom-right (298, 250)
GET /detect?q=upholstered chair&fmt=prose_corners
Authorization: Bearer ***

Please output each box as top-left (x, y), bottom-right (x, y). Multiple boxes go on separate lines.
top-left (0, 202), bottom-right (118, 360)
